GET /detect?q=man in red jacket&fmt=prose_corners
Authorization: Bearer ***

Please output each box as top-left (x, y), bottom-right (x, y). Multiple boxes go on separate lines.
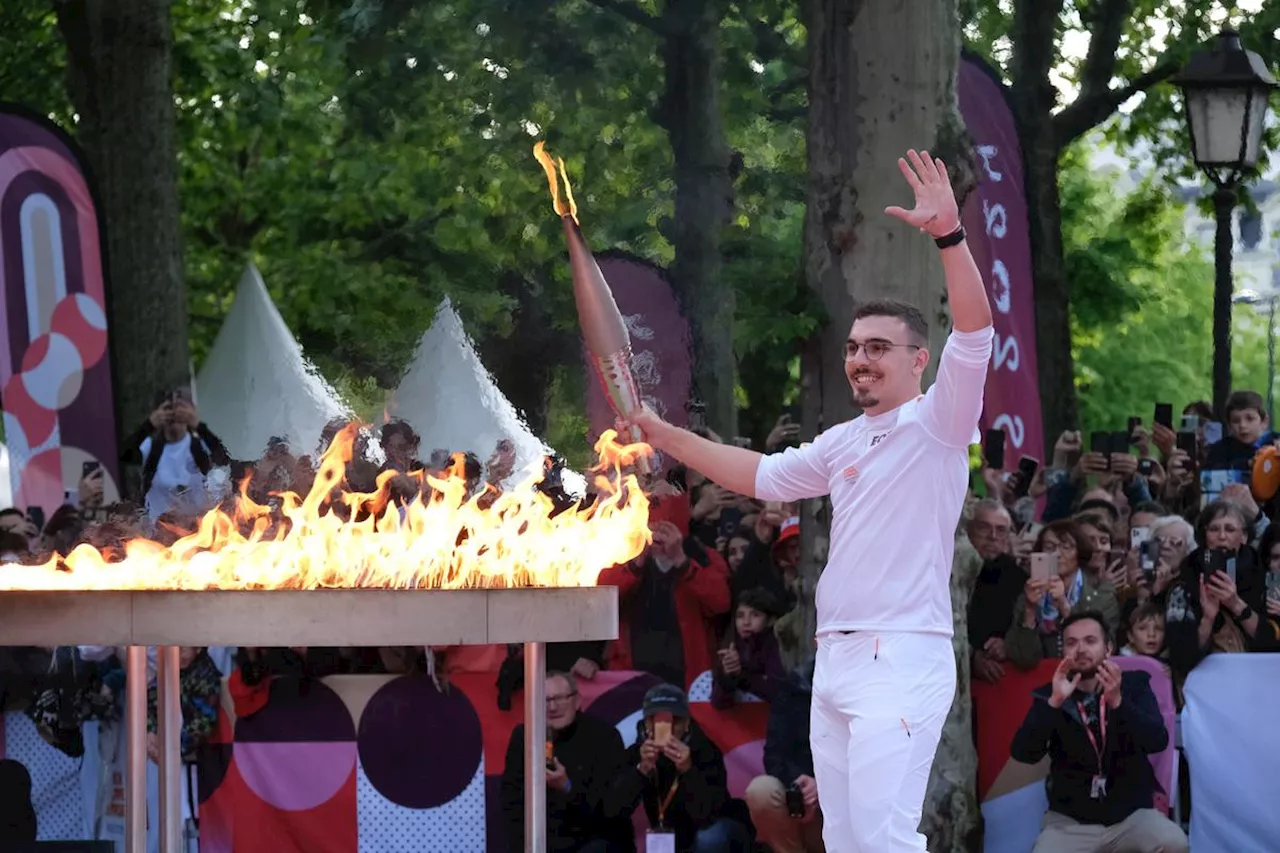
top-left (598, 498), bottom-right (731, 688)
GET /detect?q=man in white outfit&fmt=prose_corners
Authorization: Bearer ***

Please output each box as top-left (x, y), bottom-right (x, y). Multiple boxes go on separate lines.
top-left (625, 149), bottom-right (993, 853)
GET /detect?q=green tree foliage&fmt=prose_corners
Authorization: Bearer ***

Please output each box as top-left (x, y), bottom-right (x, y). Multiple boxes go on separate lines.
top-left (8, 0), bottom-right (1274, 454)
top-left (3, 0), bottom-right (818, 446)
top-left (1062, 143), bottom-right (1270, 431)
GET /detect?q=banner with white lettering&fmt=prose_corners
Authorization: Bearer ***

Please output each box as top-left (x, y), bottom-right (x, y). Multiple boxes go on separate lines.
top-left (1182, 653), bottom-right (1280, 853)
top-left (957, 55), bottom-right (1046, 468)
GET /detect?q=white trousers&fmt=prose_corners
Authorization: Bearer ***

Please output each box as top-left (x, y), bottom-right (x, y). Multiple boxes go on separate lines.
top-left (811, 630), bottom-right (955, 853)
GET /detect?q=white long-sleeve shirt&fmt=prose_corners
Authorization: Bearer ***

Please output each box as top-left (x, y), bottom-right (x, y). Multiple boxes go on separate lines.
top-left (755, 327), bottom-right (994, 638)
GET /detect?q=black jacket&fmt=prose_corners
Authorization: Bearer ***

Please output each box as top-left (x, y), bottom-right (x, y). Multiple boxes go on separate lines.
top-left (1010, 669), bottom-right (1168, 826)
top-left (610, 721), bottom-right (728, 853)
top-left (763, 664), bottom-right (814, 784)
top-left (501, 713), bottom-right (636, 853)
top-left (967, 554), bottom-right (1026, 648)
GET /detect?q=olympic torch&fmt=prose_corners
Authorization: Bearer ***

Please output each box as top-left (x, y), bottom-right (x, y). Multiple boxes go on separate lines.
top-left (533, 142), bottom-right (650, 474)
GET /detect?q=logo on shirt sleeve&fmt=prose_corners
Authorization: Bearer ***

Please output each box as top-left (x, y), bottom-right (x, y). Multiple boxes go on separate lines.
top-left (842, 465), bottom-right (860, 482)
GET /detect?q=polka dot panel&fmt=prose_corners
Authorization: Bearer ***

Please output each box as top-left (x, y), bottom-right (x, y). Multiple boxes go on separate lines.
top-left (356, 755), bottom-right (487, 853)
top-left (5, 713), bottom-right (85, 840)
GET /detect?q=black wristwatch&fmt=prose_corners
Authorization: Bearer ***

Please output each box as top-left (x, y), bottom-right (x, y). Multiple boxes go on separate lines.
top-left (1234, 604), bottom-right (1255, 622)
top-left (934, 225), bottom-right (966, 249)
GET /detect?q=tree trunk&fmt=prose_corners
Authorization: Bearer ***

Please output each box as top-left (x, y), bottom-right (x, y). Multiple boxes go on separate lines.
top-left (54, 0), bottom-right (188, 435)
top-left (658, 0), bottom-right (737, 437)
top-left (1009, 0), bottom-right (1076, 445)
top-left (801, 0), bottom-right (977, 848)
top-left (932, 534), bottom-right (984, 853)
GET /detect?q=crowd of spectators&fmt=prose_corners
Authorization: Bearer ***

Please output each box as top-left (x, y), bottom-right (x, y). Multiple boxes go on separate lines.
top-left (2, 385), bottom-right (1279, 850)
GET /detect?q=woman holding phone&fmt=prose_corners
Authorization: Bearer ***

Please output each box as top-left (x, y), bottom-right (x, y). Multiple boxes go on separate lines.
top-left (1004, 520), bottom-right (1121, 670)
top-left (1160, 501), bottom-right (1278, 677)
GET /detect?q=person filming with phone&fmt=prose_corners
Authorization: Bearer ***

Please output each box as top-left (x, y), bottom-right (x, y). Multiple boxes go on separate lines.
top-left (1159, 501), bottom-right (1276, 674)
top-left (500, 671), bottom-right (634, 853)
top-left (611, 684), bottom-right (748, 853)
top-left (746, 660), bottom-right (824, 853)
top-left (1005, 521), bottom-right (1121, 671)
top-left (121, 387), bottom-right (230, 519)
top-left (1010, 611), bottom-right (1187, 852)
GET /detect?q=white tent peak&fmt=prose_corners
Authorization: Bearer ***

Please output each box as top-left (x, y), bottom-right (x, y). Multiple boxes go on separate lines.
top-left (196, 262), bottom-right (349, 461)
top-left (388, 297), bottom-right (550, 482)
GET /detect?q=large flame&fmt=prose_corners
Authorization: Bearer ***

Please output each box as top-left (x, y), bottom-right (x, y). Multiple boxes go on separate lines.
top-left (0, 427), bottom-right (651, 591)
top-left (533, 141), bottom-right (578, 223)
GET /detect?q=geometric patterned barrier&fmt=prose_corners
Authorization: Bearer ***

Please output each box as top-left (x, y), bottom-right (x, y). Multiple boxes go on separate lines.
top-left (196, 670), bottom-right (770, 853)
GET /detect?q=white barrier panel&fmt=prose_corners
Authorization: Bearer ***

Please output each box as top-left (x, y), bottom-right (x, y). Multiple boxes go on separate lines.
top-left (1182, 653), bottom-right (1280, 853)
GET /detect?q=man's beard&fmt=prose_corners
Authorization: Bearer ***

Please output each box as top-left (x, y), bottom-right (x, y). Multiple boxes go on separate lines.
top-left (851, 387), bottom-right (880, 408)
top-left (1073, 659), bottom-right (1101, 679)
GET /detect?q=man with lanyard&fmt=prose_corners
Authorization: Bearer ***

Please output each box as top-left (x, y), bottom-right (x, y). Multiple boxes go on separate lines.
top-left (1010, 611), bottom-right (1188, 852)
top-left (625, 149), bottom-right (993, 852)
top-left (611, 684), bottom-right (747, 852)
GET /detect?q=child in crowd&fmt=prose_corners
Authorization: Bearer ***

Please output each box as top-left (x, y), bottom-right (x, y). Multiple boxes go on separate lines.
top-left (1120, 600), bottom-right (1167, 662)
top-left (1205, 390), bottom-right (1275, 471)
top-left (712, 587), bottom-right (786, 709)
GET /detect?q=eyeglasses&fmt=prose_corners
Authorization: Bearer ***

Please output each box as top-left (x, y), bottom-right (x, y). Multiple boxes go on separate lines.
top-left (546, 691), bottom-right (578, 706)
top-left (1041, 538), bottom-right (1077, 553)
top-left (843, 340), bottom-right (920, 362)
top-left (1155, 536), bottom-right (1186, 551)
top-left (970, 522), bottom-right (1010, 538)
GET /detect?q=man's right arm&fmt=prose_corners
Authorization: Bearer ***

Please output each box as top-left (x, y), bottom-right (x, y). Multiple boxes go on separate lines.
top-left (644, 418), bottom-right (765, 496)
top-left (642, 413), bottom-right (834, 502)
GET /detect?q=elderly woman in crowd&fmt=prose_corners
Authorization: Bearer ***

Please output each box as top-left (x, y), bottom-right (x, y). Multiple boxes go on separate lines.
top-left (1159, 500), bottom-right (1280, 678)
top-left (1004, 519), bottom-right (1121, 669)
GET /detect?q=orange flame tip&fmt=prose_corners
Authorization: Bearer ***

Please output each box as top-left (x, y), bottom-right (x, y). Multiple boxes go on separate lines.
top-left (532, 141), bottom-right (579, 223)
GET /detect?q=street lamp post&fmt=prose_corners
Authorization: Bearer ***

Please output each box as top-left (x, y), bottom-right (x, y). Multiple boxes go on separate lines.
top-left (1173, 29), bottom-right (1277, 418)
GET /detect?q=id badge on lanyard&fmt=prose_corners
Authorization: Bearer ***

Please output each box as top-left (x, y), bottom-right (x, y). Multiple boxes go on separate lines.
top-left (645, 830), bottom-right (676, 853)
top-left (1076, 699), bottom-right (1108, 800)
top-left (648, 777), bottom-right (680, 851)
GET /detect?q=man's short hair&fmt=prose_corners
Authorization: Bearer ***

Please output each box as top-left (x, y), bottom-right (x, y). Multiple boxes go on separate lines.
top-left (966, 498), bottom-right (1010, 527)
top-left (1060, 609), bottom-right (1112, 643)
top-left (1225, 389), bottom-right (1266, 421)
top-left (546, 670), bottom-right (578, 696)
top-left (852, 299), bottom-right (928, 346)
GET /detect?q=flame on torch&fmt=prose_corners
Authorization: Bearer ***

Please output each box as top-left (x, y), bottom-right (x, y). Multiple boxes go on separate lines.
top-left (533, 141), bottom-right (579, 224)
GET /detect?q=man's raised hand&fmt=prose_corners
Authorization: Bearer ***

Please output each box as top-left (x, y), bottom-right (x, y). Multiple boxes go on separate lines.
top-left (1048, 658), bottom-right (1081, 708)
top-left (884, 150), bottom-right (960, 238)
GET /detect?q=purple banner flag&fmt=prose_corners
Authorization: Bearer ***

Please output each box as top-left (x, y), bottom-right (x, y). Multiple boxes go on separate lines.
top-left (957, 56), bottom-right (1046, 467)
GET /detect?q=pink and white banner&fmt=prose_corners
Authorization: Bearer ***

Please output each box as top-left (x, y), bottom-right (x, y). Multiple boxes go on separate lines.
top-left (958, 56), bottom-right (1046, 467)
top-left (0, 105), bottom-right (121, 516)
